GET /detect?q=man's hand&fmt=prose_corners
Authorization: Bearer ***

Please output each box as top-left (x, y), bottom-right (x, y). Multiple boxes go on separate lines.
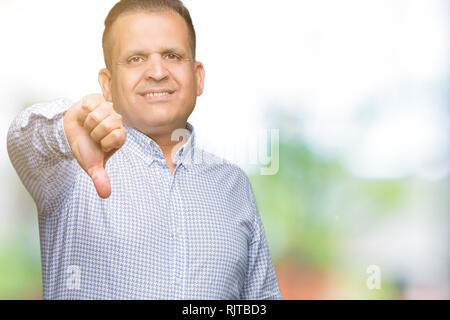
top-left (63, 93), bottom-right (127, 199)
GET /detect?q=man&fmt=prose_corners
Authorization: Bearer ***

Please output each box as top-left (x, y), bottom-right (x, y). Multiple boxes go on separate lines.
top-left (7, 0), bottom-right (282, 300)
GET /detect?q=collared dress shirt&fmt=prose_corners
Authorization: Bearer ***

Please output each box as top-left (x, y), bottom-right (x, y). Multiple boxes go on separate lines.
top-left (7, 98), bottom-right (283, 300)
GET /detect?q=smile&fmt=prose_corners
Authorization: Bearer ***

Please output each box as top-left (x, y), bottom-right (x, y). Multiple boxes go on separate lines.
top-left (139, 91), bottom-right (175, 103)
top-left (145, 92), bottom-right (171, 97)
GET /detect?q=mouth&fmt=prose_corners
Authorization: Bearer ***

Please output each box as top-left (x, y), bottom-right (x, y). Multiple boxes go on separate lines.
top-left (139, 89), bottom-right (176, 102)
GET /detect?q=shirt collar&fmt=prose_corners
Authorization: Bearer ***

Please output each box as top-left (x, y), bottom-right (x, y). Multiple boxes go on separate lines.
top-left (123, 122), bottom-right (196, 170)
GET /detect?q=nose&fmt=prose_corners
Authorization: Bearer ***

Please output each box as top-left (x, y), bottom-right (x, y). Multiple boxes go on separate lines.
top-left (143, 53), bottom-right (169, 81)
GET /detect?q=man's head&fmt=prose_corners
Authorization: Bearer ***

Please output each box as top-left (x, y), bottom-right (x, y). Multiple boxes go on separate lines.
top-left (98, 0), bottom-right (205, 137)
top-left (102, 0), bottom-right (197, 71)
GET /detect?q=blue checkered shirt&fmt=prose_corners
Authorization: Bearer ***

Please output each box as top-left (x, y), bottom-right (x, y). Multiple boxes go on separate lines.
top-left (7, 98), bottom-right (283, 300)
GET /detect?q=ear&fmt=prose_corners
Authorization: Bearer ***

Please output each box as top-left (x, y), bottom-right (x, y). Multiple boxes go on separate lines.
top-left (194, 61), bottom-right (205, 97)
top-left (98, 68), bottom-right (113, 102)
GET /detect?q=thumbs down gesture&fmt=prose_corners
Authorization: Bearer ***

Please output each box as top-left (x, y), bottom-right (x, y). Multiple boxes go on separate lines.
top-left (63, 93), bottom-right (127, 199)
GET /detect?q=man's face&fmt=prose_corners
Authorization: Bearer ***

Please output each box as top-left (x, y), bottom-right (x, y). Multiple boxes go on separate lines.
top-left (99, 10), bottom-right (205, 136)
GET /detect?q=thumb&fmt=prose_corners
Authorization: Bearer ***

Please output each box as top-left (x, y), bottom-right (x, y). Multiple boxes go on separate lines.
top-left (88, 165), bottom-right (111, 199)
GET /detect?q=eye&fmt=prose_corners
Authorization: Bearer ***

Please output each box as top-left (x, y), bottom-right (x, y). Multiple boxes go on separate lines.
top-left (128, 56), bottom-right (145, 64)
top-left (165, 53), bottom-right (182, 61)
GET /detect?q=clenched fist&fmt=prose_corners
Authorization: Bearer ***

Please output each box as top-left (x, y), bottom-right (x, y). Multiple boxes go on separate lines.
top-left (63, 93), bottom-right (127, 199)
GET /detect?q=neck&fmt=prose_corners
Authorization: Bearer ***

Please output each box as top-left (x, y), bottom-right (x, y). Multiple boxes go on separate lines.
top-left (144, 121), bottom-right (190, 170)
top-left (152, 135), bottom-right (182, 160)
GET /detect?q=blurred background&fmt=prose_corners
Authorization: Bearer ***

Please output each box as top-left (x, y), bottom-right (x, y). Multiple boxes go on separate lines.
top-left (0, 0), bottom-right (449, 299)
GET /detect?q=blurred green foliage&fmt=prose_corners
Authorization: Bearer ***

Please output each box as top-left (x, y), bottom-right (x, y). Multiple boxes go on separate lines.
top-left (251, 132), bottom-right (411, 263)
top-left (250, 138), bottom-right (344, 267)
top-left (250, 131), bottom-right (412, 298)
top-left (0, 231), bottom-right (42, 300)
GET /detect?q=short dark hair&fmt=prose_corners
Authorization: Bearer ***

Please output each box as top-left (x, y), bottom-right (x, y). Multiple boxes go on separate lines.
top-left (102, 0), bottom-right (197, 70)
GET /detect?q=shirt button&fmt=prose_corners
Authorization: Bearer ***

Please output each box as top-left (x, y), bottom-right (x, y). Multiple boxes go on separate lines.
top-left (176, 228), bottom-right (182, 235)
top-left (176, 278), bottom-right (181, 285)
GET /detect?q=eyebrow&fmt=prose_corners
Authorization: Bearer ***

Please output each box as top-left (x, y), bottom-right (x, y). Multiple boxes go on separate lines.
top-left (121, 47), bottom-right (188, 59)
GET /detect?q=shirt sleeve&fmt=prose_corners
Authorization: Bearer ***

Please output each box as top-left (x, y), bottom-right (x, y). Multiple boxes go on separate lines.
top-left (240, 177), bottom-right (284, 300)
top-left (7, 98), bottom-right (78, 215)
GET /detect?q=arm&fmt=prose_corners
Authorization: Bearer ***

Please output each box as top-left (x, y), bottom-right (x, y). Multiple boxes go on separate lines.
top-left (7, 98), bottom-right (77, 214)
top-left (240, 179), bottom-right (284, 300)
top-left (7, 94), bottom-right (128, 213)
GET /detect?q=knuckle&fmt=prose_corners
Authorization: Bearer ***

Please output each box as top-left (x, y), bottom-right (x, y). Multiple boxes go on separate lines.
top-left (99, 120), bottom-right (111, 132)
top-left (81, 104), bottom-right (94, 114)
top-left (101, 146), bottom-right (111, 154)
top-left (90, 131), bottom-right (101, 143)
top-left (101, 141), bottom-right (111, 152)
top-left (118, 134), bottom-right (127, 145)
top-left (111, 130), bottom-right (122, 140)
top-left (87, 113), bottom-right (101, 124)
top-left (83, 96), bottom-right (100, 110)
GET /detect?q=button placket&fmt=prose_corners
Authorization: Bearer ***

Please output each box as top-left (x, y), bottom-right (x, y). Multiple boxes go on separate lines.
top-left (171, 170), bottom-right (188, 299)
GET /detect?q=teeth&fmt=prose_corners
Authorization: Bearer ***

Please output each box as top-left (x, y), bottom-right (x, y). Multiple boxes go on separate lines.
top-left (145, 92), bottom-right (170, 97)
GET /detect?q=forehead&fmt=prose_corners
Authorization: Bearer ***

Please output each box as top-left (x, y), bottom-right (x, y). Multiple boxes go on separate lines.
top-left (110, 10), bottom-right (191, 59)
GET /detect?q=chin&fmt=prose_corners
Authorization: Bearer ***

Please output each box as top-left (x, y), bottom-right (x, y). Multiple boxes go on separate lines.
top-left (147, 110), bottom-right (175, 124)
top-left (136, 114), bottom-right (179, 132)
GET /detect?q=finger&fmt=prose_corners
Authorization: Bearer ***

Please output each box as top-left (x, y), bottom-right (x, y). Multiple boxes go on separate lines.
top-left (77, 103), bottom-right (94, 126)
top-left (90, 113), bottom-right (123, 144)
top-left (77, 95), bottom-right (103, 125)
top-left (100, 127), bottom-right (128, 153)
top-left (83, 104), bottom-right (114, 133)
top-left (87, 165), bottom-right (112, 199)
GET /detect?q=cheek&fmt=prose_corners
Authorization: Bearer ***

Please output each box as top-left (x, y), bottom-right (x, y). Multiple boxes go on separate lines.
top-left (173, 66), bottom-right (194, 86)
top-left (113, 72), bottom-right (138, 96)
top-left (177, 72), bottom-right (197, 96)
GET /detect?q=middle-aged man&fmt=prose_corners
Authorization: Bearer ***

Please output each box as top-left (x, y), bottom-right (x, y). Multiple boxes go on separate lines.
top-left (7, 0), bottom-right (282, 299)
